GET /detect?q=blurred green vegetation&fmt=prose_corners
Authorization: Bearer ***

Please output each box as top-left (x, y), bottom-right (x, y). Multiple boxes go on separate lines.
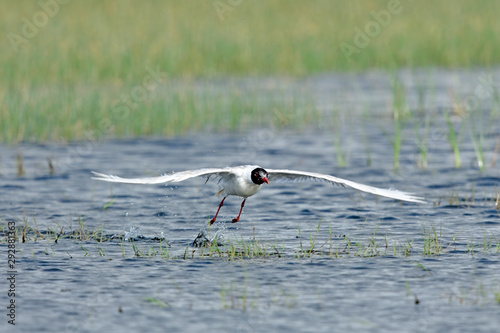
top-left (3, 0), bottom-right (500, 82)
top-left (1, 0), bottom-right (499, 142)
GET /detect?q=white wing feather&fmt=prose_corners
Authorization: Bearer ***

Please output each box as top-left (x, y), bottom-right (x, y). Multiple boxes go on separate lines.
top-left (91, 167), bottom-right (234, 185)
top-left (92, 165), bottom-right (424, 203)
top-left (267, 169), bottom-right (425, 203)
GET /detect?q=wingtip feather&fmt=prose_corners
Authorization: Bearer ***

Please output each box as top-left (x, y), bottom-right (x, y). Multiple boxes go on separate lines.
top-left (91, 171), bottom-right (116, 182)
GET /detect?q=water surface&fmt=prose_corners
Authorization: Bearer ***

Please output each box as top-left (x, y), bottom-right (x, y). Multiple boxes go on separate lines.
top-left (1, 69), bottom-right (500, 333)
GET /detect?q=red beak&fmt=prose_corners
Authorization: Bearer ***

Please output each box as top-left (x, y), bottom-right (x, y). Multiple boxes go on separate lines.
top-left (263, 177), bottom-right (269, 184)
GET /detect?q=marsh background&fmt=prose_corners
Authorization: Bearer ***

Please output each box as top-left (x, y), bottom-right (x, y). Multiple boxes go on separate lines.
top-left (1, 1), bottom-right (500, 332)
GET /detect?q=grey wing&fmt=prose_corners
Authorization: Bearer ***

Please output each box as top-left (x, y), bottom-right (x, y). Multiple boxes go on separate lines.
top-left (267, 169), bottom-right (425, 203)
top-left (91, 167), bottom-right (234, 185)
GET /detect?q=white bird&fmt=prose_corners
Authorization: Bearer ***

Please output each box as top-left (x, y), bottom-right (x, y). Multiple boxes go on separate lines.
top-left (91, 165), bottom-right (424, 224)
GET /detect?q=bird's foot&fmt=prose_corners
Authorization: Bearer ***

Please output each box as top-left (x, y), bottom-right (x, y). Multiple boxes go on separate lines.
top-left (231, 218), bottom-right (239, 223)
top-left (209, 219), bottom-right (216, 225)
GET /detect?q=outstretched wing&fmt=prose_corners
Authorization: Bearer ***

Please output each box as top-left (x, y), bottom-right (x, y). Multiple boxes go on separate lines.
top-left (267, 169), bottom-right (425, 203)
top-left (91, 167), bottom-right (234, 185)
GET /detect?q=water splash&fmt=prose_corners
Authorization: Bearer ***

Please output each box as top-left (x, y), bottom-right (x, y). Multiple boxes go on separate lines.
top-left (124, 226), bottom-right (143, 241)
top-left (192, 222), bottom-right (227, 247)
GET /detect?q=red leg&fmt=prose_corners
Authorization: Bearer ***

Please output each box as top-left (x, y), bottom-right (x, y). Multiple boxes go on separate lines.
top-left (232, 199), bottom-right (246, 223)
top-left (210, 196), bottom-right (227, 225)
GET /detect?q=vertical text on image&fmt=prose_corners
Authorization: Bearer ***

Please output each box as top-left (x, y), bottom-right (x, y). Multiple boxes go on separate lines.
top-left (7, 221), bottom-right (17, 325)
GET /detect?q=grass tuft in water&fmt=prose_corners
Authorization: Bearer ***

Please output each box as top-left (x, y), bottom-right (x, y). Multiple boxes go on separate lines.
top-left (220, 276), bottom-right (296, 311)
top-left (381, 77), bottom-right (412, 171)
top-left (414, 112), bottom-right (433, 169)
top-left (146, 297), bottom-right (170, 308)
top-left (331, 110), bottom-right (350, 168)
top-left (468, 103), bottom-right (487, 171)
top-left (422, 223), bottom-right (443, 255)
top-left (445, 112), bottom-right (463, 168)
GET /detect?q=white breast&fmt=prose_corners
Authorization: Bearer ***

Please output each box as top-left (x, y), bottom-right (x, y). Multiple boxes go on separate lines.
top-left (222, 165), bottom-right (262, 198)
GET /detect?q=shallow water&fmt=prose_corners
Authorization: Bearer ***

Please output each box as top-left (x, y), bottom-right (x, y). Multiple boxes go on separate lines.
top-left (1, 69), bottom-right (500, 333)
